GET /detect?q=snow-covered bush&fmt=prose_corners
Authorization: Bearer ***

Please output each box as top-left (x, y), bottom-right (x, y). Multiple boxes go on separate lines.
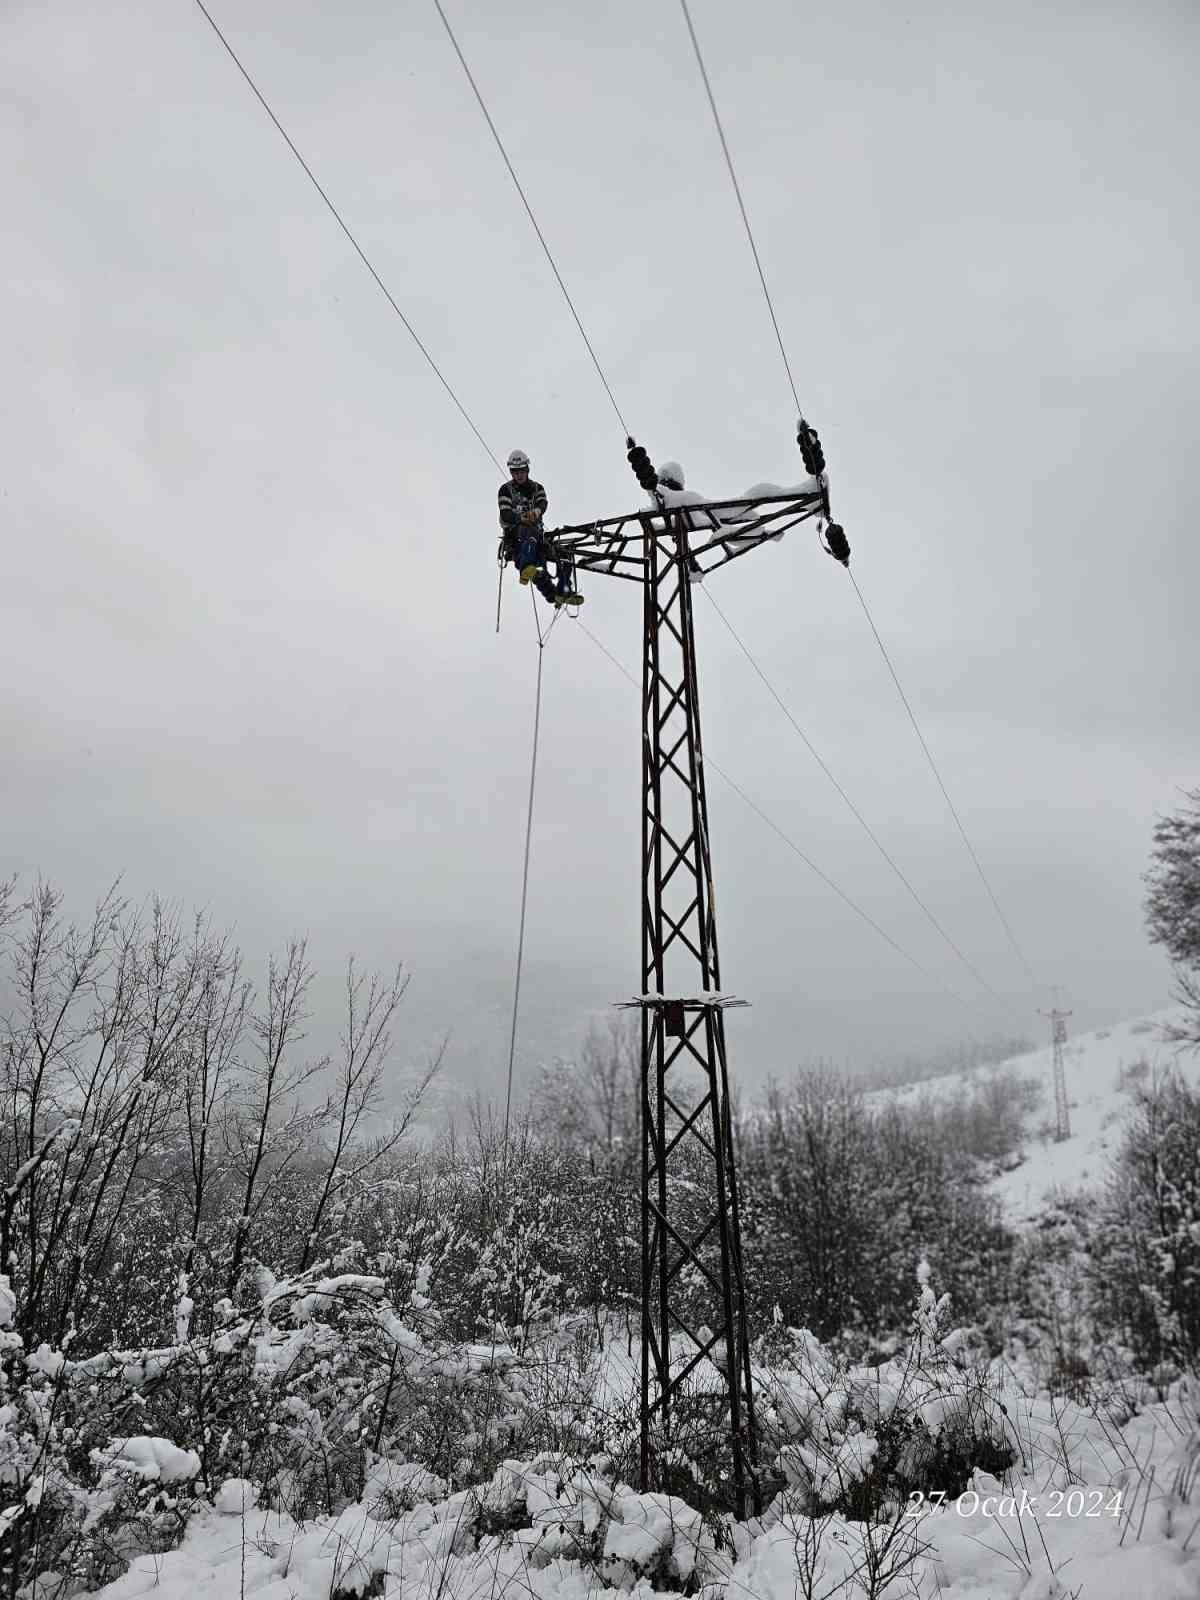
top-left (1144, 785), bottom-right (1200, 1052)
top-left (1, 1272), bottom-right (75, 1591)
top-left (1090, 1071), bottom-right (1200, 1372)
top-left (0, 1275), bottom-right (208, 1595)
top-left (755, 1265), bottom-right (1014, 1521)
top-left (1003, 1191), bottom-right (1100, 1399)
top-left (737, 1070), bottom-right (1015, 1349)
top-left (3, 1249), bottom-right (532, 1594)
top-left (456, 1452), bottom-right (729, 1592)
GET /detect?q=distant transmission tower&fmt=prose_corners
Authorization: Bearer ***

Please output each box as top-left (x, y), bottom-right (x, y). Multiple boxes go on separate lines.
top-left (1039, 995), bottom-right (1072, 1141)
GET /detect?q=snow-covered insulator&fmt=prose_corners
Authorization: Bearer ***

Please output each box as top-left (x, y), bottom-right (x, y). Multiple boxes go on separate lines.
top-left (626, 436), bottom-right (660, 493)
top-left (824, 522), bottom-right (850, 567)
top-left (796, 417), bottom-right (826, 477)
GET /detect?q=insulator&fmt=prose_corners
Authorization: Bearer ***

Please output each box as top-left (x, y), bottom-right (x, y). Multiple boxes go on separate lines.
top-left (796, 417), bottom-right (826, 477)
top-left (626, 436), bottom-right (660, 493)
top-left (824, 522), bottom-right (850, 567)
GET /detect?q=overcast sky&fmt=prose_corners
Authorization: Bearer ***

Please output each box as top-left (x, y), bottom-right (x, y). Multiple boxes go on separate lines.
top-left (4, 0), bottom-right (1197, 1117)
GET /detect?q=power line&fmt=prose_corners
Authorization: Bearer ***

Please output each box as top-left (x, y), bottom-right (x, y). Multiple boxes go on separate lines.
top-left (573, 619), bottom-right (997, 1026)
top-left (677, 0), bottom-right (1041, 1004)
top-left (678, 0), bottom-right (802, 418)
top-left (192, 0), bottom-right (1033, 1039)
top-left (700, 589), bottom-right (1023, 1020)
top-left (191, 0), bottom-right (501, 476)
top-left (192, 0), bottom-right (564, 1165)
top-left (431, 0), bottom-right (630, 439)
top-left (847, 569), bottom-right (1042, 994)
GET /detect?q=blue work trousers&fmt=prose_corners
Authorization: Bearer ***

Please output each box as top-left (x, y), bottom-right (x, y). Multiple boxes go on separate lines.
top-left (516, 526), bottom-right (545, 572)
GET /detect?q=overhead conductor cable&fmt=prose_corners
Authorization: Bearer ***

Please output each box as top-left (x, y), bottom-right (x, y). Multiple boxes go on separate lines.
top-left (192, 0), bottom-right (566, 1174)
top-left (678, 0), bottom-right (1040, 1001)
top-left (192, 0), bottom-right (500, 474)
top-left (431, 0), bottom-right (630, 439)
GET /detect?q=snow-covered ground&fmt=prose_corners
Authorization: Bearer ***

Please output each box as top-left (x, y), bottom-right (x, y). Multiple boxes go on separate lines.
top-left (76, 1006), bottom-right (1200, 1600)
top-left (90, 1385), bottom-right (1200, 1600)
top-left (987, 1006), bottom-right (1197, 1226)
top-left (875, 1003), bottom-right (1196, 1227)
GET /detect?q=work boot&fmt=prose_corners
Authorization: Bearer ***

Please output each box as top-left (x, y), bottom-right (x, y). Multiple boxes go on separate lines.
top-left (554, 589), bottom-right (585, 608)
top-left (519, 563), bottom-right (542, 584)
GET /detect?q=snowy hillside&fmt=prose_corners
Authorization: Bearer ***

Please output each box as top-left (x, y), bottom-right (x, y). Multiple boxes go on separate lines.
top-left (877, 1005), bottom-right (1198, 1226)
top-left (986, 1006), bottom-right (1199, 1224)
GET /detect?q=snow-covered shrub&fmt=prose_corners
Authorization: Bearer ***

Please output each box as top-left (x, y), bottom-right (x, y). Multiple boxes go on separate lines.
top-left (454, 1453), bottom-right (729, 1592)
top-left (1090, 1072), bottom-right (1200, 1371)
top-left (0, 1277), bottom-right (206, 1595)
top-left (737, 1070), bottom-right (1015, 1349)
top-left (1143, 789), bottom-right (1200, 1053)
top-left (0, 1275), bottom-right (77, 1593)
top-left (81, 1262), bottom-right (444, 1521)
top-left (414, 1128), bottom-right (640, 1348)
top-left (1004, 1191), bottom-right (1098, 1398)
top-left (755, 1266), bottom-right (1015, 1521)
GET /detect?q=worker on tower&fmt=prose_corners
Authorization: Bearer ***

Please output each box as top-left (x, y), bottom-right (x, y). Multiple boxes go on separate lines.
top-left (498, 449), bottom-right (583, 607)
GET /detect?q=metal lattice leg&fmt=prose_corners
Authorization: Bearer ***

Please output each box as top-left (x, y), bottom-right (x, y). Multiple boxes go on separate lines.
top-left (634, 510), bottom-right (759, 1518)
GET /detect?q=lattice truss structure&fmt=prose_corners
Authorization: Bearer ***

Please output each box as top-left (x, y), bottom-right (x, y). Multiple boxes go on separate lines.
top-left (1049, 1010), bottom-right (1071, 1141)
top-left (555, 489), bottom-right (826, 587)
top-left (554, 489), bottom-right (825, 1516)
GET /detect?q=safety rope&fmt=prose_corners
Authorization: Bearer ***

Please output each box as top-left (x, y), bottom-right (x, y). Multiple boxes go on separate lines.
top-left (190, 0), bottom-right (579, 1181)
top-left (501, 592), bottom-right (553, 1177)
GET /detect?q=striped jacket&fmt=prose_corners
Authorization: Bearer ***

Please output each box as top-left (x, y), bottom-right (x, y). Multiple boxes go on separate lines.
top-left (498, 477), bottom-right (548, 534)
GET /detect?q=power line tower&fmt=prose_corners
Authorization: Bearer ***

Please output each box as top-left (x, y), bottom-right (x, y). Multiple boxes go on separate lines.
top-left (1039, 994), bottom-right (1072, 1141)
top-left (550, 434), bottom-right (846, 1518)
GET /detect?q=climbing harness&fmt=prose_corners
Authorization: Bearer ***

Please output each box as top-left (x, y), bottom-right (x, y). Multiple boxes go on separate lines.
top-left (497, 528), bottom-right (584, 633)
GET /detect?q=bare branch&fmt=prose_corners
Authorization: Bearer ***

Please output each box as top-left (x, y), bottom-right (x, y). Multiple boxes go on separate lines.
top-left (296, 960), bottom-right (425, 1271)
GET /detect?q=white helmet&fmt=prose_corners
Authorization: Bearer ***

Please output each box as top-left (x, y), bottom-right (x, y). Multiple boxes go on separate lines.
top-left (658, 460), bottom-right (685, 490)
top-left (507, 449), bottom-right (530, 470)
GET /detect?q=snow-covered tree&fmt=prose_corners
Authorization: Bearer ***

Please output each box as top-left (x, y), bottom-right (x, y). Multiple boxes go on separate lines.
top-left (1091, 1071), bottom-right (1200, 1372)
top-left (1144, 786), bottom-right (1200, 1050)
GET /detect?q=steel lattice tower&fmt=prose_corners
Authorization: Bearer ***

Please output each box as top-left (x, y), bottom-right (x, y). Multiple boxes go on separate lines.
top-left (551, 466), bottom-right (838, 1516)
top-left (1039, 1005), bottom-right (1072, 1141)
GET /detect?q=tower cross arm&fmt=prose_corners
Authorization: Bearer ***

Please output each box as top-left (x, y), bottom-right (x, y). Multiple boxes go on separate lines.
top-left (549, 490), bottom-right (827, 583)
